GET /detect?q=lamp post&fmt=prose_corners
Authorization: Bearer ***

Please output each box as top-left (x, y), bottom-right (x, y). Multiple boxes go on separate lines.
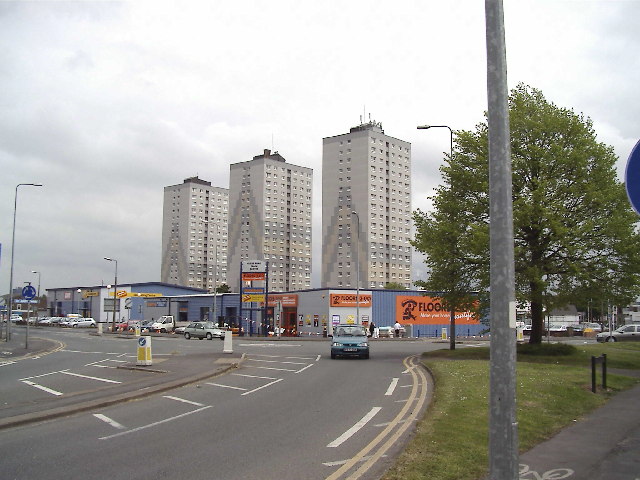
top-left (104, 257), bottom-right (118, 332)
top-left (417, 125), bottom-right (457, 350)
top-left (351, 210), bottom-right (361, 325)
top-left (76, 288), bottom-right (82, 315)
top-left (212, 222), bottom-right (219, 325)
top-left (6, 182), bottom-right (42, 341)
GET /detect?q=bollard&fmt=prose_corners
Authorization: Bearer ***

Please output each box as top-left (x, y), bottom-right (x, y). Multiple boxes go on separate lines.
top-left (591, 354), bottom-right (607, 393)
top-left (136, 336), bottom-right (152, 366)
top-left (223, 329), bottom-right (233, 354)
top-left (97, 323), bottom-right (103, 336)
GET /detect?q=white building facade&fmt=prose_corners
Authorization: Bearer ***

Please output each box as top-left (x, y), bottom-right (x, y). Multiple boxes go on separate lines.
top-left (321, 121), bottom-right (412, 289)
top-left (161, 176), bottom-right (229, 291)
top-left (227, 149), bottom-right (313, 292)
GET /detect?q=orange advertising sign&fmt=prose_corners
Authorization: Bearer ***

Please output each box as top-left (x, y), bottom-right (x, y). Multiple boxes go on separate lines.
top-left (242, 272), bottom-right (266, 281)
top-left (330, 293), bottom-right (372, 308)
top-left (395, 295), bottom-right (478, 325)
top-left (267, 294), bottom-right (298, 307)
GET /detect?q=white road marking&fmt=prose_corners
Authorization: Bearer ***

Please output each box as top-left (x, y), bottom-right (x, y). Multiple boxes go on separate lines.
top-left (205, 383), bottom-right (248, 391)
top-left (93, 414), bottom-right (126, 430)
top-left (233, 373), bottom-right (279, 380)
top-left (20, 370), bottom-right (61, 380)
top-left (250, 365), bottom-right (298, 372)
top-left (99, 406), bottom-right (212, 440)
top-left (60, 371), bottom-right (122, 384)
top-left (385, 378), bottom-right (399, 396)
top-left (21, 380), bottom-right (63, 396)
top-left (327, 407), bottom-right (382, 448)
top-left (241, 378), bottom-right (283, 396)
top-left (0, 361), bottom-right (16, 367)
top-left (316, 354), bottom-right (321, 362)
top-left (162, 396), bottom-right (206, 407)
top-left (295, 364), bottom-right (314, 374)
top-left (247, 358), bottom-right (307, 365)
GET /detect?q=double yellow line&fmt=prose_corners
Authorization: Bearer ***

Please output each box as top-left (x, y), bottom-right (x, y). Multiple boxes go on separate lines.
top-left (326, 354), bottom-right (429, 480)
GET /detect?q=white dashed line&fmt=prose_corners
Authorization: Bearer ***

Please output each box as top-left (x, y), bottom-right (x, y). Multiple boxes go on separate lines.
top-left (385, 378), bottom-right (399, 396)
top-left (93, 414), bottom-right (126, 430)
top-left (21, 380), bottom-right (63, 396)
top-left (163, 395), bottom-right (206, 407)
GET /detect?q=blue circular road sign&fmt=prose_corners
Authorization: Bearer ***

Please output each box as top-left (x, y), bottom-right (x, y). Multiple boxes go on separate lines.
top-left (22, 285), bottom-right (37, 300)
top-left (625, 139), bottom-right (640, 215)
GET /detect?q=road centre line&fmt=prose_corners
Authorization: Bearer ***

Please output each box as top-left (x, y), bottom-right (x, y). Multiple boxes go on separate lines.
top-left (327, 407), bottom-right (382, 448)
top-left (60, 371), bottom-right (122, 384)
top-left (241, 378), bottom-right (283, 396)
top-left (93, 414), bottom-right (126, 430)
top-left (385, 378), bottom-right (399, 396)
top-left (0, 361), bottom-right (16, 367)
top-left (163, 395), bottom-right (206, 407)
top-left (99, 406), bottom-right (212, 440)
top-left (21, 380), bottom-right (63, 396)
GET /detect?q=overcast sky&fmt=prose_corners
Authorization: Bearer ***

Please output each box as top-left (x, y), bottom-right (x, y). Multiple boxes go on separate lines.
top-left (1, 0), bottom-right (638, 297)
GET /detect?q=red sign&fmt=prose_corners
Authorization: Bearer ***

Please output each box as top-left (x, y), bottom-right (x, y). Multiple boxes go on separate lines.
top-left (242, 272), bottom-right (266, 281)
top-left (330, 294), bottom-right (372, 307)
top-left (395, 295), bottom-right (478, 325)
top-left (267, 294), bottom-right (298, 307)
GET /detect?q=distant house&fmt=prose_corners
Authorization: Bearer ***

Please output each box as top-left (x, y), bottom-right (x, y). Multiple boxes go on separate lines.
top-left (548, 305), bottom-right (581, 326)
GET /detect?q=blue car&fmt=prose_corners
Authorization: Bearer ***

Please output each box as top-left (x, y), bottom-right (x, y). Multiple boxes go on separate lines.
top-left (331, 324), bottom-right (370, 359)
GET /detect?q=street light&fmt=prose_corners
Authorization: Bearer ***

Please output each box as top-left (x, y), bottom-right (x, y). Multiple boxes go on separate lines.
top-left (76, 288), bottom-right (82, 315)
top-left (203, 220), bottom-right (219, 324)
top-left (351, 210), bottom-right (361, 325)
top-left (6, 182), bottom-right (42, 342)
top-left (104, 257), bottom-right (118, 332)
top-left (417, 125), bottom-right (457, 350)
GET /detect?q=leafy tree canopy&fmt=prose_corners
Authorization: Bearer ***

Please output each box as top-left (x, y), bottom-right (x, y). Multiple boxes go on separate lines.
top-left (384, 282), bottom-right (407, 290)
top-left (413, 84), bottom-right (640, 344)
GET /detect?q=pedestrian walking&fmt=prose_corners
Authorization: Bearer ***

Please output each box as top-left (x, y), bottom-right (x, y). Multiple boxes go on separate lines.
top-left (394, 321), bottom-right (402, 338)
top-left (374, 324), bottom-right (379, 338)
top-left (369, 322), bottom-right (375, 337)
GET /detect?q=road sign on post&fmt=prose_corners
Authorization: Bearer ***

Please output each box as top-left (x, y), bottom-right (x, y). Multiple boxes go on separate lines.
top-left (22, 285), bottom-right (36, 300)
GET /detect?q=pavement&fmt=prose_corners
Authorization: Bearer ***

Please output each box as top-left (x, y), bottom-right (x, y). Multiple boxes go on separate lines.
top-left (2, 334), bottom-right (640, 479)
top-left (0, 332), bottom-right (243, 431)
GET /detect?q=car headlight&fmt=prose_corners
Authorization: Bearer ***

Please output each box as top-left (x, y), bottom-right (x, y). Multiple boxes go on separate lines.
top-left (358, 342), bottom-right (368, 347)
top-left (332, 342), bottom-right (342, 347)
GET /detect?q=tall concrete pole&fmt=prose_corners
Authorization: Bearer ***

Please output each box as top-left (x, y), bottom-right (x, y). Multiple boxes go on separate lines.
top-left (485, 0), bottom-right (519, 478)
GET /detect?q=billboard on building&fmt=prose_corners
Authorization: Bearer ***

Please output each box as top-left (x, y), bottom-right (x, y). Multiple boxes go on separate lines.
top-left (395, 295), bottom-right (478, 325)
top-left (330, 293), bottom-right (372, 307)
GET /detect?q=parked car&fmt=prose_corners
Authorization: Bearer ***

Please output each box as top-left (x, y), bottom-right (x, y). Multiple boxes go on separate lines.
top-left (68, 317), bottom-right (97, 328)
top-left (596, 324), bottom-right (640, 342)
top-left (331, 324), bottom-right (370, 359)
top-left (183, 321), bottom-right (226, 340)
top-left (582, 322), bottom-right (602, 333)
top-left (377, 325), bottom-right (406, 338)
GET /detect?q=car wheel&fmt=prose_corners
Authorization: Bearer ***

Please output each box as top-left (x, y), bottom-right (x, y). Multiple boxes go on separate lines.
top-left (72, 324), bottom-right (78, 328)
top-left (160, 328), bottom-right (167, 333)
top-left (363, 353), bottom-right (370, 359)
top-left (184, 332), bottom-right (191, 339)
top-left (331, 353), bottom-right (336, 359)
top-left (607, 336), bottom-right (616, 342)
top-left (206, 333), bottom-right (212, 340)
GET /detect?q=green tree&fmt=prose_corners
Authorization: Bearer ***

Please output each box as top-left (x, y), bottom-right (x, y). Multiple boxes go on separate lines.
top-left (215, 284), bottom-right (231, 294)
top-left (413, 84), bottom-right (640, 344)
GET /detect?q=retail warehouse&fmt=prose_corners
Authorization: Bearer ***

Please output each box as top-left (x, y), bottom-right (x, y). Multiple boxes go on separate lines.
top-left (44, 283), bottom-right (484, 337)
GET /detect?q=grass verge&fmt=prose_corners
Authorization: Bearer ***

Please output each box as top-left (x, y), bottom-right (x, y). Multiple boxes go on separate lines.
top-left (382, 342), bottom-right (640, 480)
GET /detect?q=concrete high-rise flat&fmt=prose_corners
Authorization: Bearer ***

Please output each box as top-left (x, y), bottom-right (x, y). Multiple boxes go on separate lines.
top-left (161, 176), bottom-right (228, 290)
top-left (321, 120), bottom-right (412, 289)
top-left (227, 149), bottom-right (313, 292)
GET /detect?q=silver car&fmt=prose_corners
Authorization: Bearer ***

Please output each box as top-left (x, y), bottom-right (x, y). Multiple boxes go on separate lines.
top-left (184, 321), bottom-right (226, 340)
top-left (596, 324), bottom-right (640, 342)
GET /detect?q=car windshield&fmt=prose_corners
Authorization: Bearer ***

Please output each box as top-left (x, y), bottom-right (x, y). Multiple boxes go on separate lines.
top-left (335, 326), bottom-right (366, 336)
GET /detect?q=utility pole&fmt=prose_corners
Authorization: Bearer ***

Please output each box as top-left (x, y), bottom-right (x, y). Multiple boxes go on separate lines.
top-left (486, 0), bottom-right (519, 478)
